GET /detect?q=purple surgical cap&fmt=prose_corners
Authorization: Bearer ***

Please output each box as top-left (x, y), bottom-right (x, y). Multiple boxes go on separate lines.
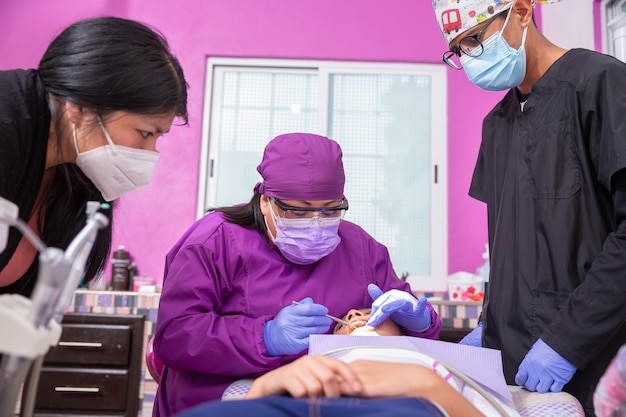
top-left (254, 132), bottom-right (345, 201)
top-left (432, 0), bottom-right (565, 44)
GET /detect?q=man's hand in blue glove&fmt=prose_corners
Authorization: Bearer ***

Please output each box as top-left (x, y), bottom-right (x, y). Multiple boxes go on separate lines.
top-left (515, 338), bottom-right (577, 393)
top-left (264, 297), bottom-right (333, 357)
top-left (366, 284), bottom-right (431, 333)
top-left (459, 322), bottom-right (483, 347)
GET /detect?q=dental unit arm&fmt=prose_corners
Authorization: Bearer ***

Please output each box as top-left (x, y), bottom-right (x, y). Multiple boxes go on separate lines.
top-left (0, 196), bottom-right (110, 417)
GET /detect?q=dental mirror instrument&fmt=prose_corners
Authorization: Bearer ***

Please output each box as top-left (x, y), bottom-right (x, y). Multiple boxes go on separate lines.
top-left (291, 300), bottom-right (351, 327)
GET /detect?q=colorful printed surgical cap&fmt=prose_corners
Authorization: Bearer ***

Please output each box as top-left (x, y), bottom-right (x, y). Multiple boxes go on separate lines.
top-left (432, 0), bottom-right (564, 44)
top-left (254, 132), bottom-right (345, 200)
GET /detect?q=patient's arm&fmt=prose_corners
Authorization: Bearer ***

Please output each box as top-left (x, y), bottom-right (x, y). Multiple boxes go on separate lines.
top-left (245, 355), bottom-right (362, 399)
top-left (346, 360), bottom-right (484, 417)
top-left (246, 356), bottom-right (484, 417)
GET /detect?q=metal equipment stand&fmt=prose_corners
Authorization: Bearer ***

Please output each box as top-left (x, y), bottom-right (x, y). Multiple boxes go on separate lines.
top-left (0, 198), bottom-right (109, 417)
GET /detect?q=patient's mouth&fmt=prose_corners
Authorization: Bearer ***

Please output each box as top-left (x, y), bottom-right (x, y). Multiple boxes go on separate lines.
top-left (348, 319), bottom-right (368, 331)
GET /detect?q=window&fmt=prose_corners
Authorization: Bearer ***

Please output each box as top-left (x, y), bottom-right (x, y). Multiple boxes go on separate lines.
top-left (198, 58), bottom-right (448, 289)
top-left (605, 0), bottom-right (626, 63)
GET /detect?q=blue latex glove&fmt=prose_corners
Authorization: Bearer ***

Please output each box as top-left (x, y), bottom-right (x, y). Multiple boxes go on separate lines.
top-left (459, 321), bottom-right (483, 347)
top-left (366, 284), bottom-right (431, 332)
top-left (515, 338), bottom-right (577, 393)
top-left (263, 297), bottom-right (333, 357)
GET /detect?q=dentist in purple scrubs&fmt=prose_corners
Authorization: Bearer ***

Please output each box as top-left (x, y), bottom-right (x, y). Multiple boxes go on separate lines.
top-left (152, 132), bottom-right (442, 417)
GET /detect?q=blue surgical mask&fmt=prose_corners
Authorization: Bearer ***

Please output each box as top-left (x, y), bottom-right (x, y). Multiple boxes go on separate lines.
top-left (266, 204), bottom-right (342, 265)
top-left (460, 12), bottom-right (528, 91)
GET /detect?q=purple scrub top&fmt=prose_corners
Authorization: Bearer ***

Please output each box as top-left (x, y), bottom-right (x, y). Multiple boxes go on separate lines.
top-left (152, 212), bottom-right (441, 416)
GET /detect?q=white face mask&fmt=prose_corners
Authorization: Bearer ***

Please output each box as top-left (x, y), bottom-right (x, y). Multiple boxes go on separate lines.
top-left (73, 120), bottom-right (160, 201)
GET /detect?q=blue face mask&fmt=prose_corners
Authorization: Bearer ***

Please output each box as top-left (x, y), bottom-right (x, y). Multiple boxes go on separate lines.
top-left (460, 13), bottom-right (528, 91)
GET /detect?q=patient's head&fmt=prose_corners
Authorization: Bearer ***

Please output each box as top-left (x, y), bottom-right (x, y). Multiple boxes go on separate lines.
top-left (333, 308), bottom-right (401, 336)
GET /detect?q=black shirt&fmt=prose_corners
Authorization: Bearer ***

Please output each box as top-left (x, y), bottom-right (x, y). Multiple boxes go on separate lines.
top-left (470, 48), bottom-right (626, 413)
top-left (0, 69), bottom-right (50, 296)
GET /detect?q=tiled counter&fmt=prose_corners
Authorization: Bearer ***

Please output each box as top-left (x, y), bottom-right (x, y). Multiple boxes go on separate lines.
top-left (66, 289), bottom-right (482, 416)
top-left (413, 290), bottom-right (482, 330)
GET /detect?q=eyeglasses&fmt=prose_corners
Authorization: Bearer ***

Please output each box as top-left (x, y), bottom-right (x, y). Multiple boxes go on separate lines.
top-left (442, 11), bottom-right (507, 70)
top-left (271, 198), bottom-right (348, 219)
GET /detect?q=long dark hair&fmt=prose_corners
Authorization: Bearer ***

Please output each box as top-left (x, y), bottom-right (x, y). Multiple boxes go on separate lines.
top-left (210, 193), bottom-right (267, 237)
top-left (37, 16), bottom-right (189, 285)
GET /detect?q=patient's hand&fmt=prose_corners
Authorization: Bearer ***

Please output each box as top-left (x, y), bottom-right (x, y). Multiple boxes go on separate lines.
top-left (246, 356), bottom-right (362, 399)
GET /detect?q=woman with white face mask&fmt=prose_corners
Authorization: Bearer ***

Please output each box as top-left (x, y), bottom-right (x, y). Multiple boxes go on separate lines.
top-left (0, 16), bottom-right (188, 298)
top-left (152, 132), bottom-right (443, 417)
top-left (433, 1), bottom-right (626, 416)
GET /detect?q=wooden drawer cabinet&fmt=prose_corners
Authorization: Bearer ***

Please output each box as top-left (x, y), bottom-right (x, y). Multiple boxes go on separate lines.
top-left (438, 327), bottom-right (473, 343)
top-left (33, 313), bottom-right (145, 417)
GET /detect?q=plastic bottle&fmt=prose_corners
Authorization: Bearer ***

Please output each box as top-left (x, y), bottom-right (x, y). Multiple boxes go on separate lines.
top-left (127, 262), bottom-right (138, 291)
top-left (111, 245), bottom-right (131, 291)
top-left (475, 243), bottom-right (490, 283)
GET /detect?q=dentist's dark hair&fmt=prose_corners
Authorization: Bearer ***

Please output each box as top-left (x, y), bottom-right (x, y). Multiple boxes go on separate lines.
top-left (209, 193), bottom-right (268, 238)
top-left (34, 16), bottom-right (189, 288)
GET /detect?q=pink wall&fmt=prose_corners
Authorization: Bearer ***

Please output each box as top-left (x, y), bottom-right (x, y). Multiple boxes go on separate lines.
top-left (1, 0), bottom-right (508, 286)
top-left (594, 0), bottom-right (603, 53)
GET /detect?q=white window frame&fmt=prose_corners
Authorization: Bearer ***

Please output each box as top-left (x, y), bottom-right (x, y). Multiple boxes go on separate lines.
top-left (602, 0), bottom-right (626, 62)
top-left (197, 57), bottom-right (448, 290)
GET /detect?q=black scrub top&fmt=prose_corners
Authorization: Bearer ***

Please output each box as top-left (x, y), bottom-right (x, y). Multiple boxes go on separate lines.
top-left (470, 48), bottom-right (626, 411)
top-left (0, 69), bottom-right (48, 297)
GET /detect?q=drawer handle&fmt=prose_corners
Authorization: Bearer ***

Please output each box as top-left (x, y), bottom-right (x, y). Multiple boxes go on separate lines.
top-left (58, 341), bottom-right (103, 348)
top-left (54, 387), bottom-right (101, 393)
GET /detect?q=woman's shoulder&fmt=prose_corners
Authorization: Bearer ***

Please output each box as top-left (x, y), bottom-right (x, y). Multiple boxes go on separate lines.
top-left (0, 69), bottom-right (49, 194)
top-left (0, 68), bottom-right (49, 134)
top-left (339, 220), bottom-right (387, 249)
top-left (165, 211), bottom-right (267, 265)
top-left (552, 48), bottom-right (626, 86)
top-left (184, 211), bottom-right (233, 237)
top-left (563, 48), bottom-right (619, 64)
top-left (338, 219), bottom-right (368, 236)
top-left (0, 69), bottom-right (40, 95)
top-left (0, 68), bottom-right (27, 82)
top-left (175, 211), bottom-right (260, 247)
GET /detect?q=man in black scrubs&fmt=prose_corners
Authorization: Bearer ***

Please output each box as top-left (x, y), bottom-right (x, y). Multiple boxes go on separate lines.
top-left (432, 1), bottom-right (626, 416)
